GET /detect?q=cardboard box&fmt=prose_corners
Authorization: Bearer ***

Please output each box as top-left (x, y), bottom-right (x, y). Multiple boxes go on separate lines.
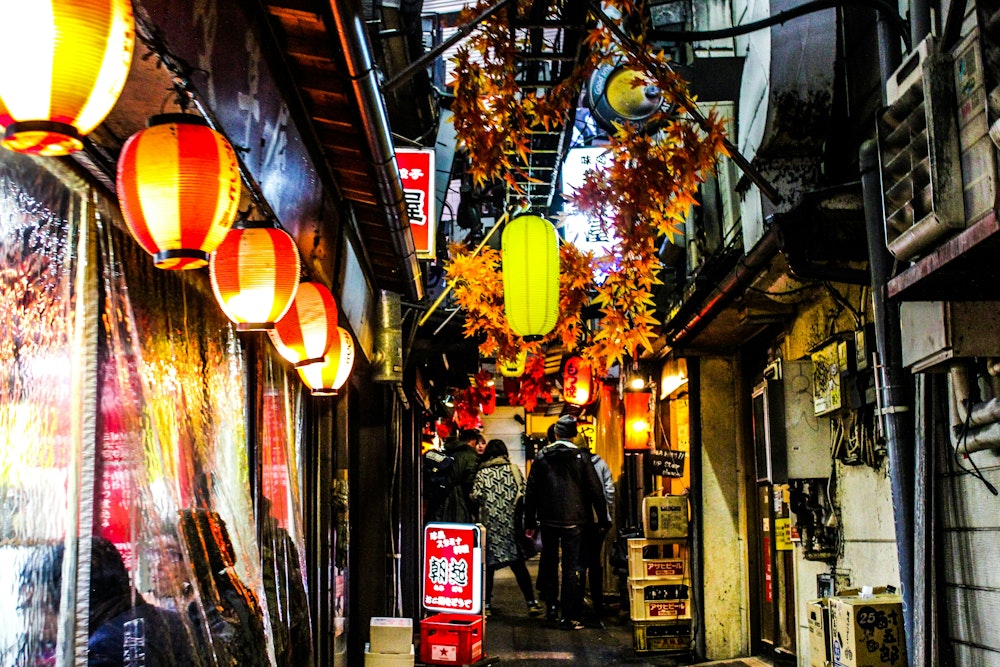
top-left (419, 614), bottom-right (483, 665)
top-left (365, 643), bottom-right (414, 666)
top-left (808, 599), bottom-right (830, 667)
top-left (370, 617), bottom-right (413, 654)
top-left (642, 495), bottom-right (688, 538)
top-left (829, 595), bottom-right (906, 667)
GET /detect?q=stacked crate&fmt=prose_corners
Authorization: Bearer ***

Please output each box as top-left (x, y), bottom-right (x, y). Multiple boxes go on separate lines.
top-left (629, 495), bottom-right (692, 653)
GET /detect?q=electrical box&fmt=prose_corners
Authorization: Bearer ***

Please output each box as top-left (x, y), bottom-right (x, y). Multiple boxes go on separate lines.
top-left (783, 361), bottom-right (834, 479)
top-left (642, 495), bottom-right (688, 539)
top-left (811, 342), bottom-right (843, 417)
top-left (900, 301), bottom-right (1000, 372)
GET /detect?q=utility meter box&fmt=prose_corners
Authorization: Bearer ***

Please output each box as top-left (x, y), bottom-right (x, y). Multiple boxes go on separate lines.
top-left (643, 495), bottom-right (688, 539)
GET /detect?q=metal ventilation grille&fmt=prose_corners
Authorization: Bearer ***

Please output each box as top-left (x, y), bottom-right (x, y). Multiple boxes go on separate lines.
top-left (878, 36), bottom-right (964, 262)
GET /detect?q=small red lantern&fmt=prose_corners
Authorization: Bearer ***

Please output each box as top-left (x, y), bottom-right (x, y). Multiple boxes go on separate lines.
top-left (563, 356), bottom-right (594, 406)
top-left (117, 114), bottom-right (241, 270)
top-left (210, 223), bottom-right (301, 330)
top-left (269, 281), bottom-right (338, 367)
top-left (624, 390), bottom-right (652, 450)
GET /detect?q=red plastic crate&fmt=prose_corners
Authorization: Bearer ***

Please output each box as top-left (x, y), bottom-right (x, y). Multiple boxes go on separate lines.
top-left (419, 613), bottom-right (483, 665)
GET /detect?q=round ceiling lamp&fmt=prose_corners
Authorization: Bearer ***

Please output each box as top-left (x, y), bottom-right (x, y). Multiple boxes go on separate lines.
top-left (209, 222), bottom-right (301, 331)
top-left (117, 114), bottom-right (242, 270)
top-left (502, 215), bottom-right (559, 341)
top-left (0, 0), bottom-right (135, 156)
top-left (297, 327), bottom-right (355, 396)
top-left (269, 281), bottom-right (338, 367)
top-left (586, 63), bottom-right (665, 134)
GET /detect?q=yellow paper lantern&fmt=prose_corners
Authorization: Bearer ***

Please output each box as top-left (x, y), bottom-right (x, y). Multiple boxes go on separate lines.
top-left (502, 215), bottom-right (559, 341)
top-left (498, 350), bottom-right (527, 377)
top-left (117, 114), bottom-right (242, 270)
top-left (269, 281), bottom-right (338, 367)
top-left (298, 327), bottom-right (355, 396)
top-left (209, 224), bottom-right (301, 330)
top-left (0, 0), bottom-right (135, 156)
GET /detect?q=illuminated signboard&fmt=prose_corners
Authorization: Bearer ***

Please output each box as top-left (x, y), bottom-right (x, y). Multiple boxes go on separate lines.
top-left (396, 148), bottom-right (436, 259)
top-left (560, 146), bottom-right (617, 262)
top-left (422, 522), bottom-right (484, 614)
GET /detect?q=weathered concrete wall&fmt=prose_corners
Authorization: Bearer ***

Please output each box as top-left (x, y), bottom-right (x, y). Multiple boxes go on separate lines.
top-left (700, 356), bottom-right (750, 658)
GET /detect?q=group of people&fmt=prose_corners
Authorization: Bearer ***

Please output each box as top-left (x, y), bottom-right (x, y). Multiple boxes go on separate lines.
top-left (425, 414), bottom-right (613, 631)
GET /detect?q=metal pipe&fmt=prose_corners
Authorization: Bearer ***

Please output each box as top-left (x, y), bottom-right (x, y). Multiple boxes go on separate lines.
top-left (910, 0), bottom-right (932, 47)
top-left (383, 0), bottom-right (517, 93)
top-left (328, 0), bottom-right (424, 301)
top-left (861, 139), bottom-right (915, 661)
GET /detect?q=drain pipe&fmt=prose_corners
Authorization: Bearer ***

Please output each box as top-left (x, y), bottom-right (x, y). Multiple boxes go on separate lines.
top-left (947, 363), bottom-right (1000, 455)
top-left (861, 140), bottom-right (915, 661)
top-left (328, 0), bottom-right (424, 302)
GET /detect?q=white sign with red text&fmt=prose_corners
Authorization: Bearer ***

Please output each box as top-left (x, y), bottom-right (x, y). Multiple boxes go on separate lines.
top-left (396, 148), bottom-right (436, 259)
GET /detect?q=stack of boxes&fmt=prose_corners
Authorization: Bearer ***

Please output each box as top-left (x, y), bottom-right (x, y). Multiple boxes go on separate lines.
top-left (365, 617), bottom-right (415, 666)
top-left (628, 495), bottom-right (692, 653)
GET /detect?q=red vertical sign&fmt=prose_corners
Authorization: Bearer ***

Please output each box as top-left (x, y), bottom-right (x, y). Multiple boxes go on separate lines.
top-left (423, 523), bottom-right (483, 614)
top-left (396, 148), bottom-right (436, 259)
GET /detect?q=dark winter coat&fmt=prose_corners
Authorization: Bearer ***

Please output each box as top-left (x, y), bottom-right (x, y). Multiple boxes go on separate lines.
top-left (524, 441), bottom-right (611, 529)
top-left (430, 439), bottom-right (480, 523)
top-left (471, 455), bottom-right (525, 566)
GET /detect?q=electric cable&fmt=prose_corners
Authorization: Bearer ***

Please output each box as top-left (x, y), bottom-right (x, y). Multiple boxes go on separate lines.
top-left (649, 0), bottom-right (910, 50)
top-left (954, 397), bottom-right (999, 496)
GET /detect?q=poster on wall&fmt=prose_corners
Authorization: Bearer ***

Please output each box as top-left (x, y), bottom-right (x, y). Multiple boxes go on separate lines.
top-left (396, 148), bottom-right (436, 260)
top-left (422, 523), bottom-right (484, 614)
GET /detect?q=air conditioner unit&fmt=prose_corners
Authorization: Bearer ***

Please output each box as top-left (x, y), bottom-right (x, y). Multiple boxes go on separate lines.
top-left (878, 36), bottom-right (964, 262)
top-left (952, 27), bottom-right (1000, 225)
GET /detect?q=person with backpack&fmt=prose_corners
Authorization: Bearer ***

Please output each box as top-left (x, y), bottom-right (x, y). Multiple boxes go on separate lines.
top-left (425, 428), bottom-right (481, 523)
top-left (524, 415), bottom-right (611, 630)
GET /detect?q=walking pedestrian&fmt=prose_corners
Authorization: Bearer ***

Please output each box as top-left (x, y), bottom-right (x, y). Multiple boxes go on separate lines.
top-left (524, 415), bottom-right (611, 630)
top-left (579, 437), bottom-right (615, 624)
top-left (470, 439), bottom-right (543, 617)
top-left (428, 428), bottom-right (482, 523)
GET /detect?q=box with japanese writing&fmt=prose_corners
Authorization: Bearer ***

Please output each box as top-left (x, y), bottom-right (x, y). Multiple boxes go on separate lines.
top-left (830, 595), bottom-right (906, 667)
top-left (422, 523), bottom-right (484, 615)
top-left (808, 599), bottom-right (830, 667)
top-left (628, 579), bottom-right (692, 621)
top-left (419, 613), bottom-right (483, 665)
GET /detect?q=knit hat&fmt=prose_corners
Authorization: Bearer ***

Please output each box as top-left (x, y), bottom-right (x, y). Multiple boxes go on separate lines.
top-left (553, 414), bottom-right (577, 439)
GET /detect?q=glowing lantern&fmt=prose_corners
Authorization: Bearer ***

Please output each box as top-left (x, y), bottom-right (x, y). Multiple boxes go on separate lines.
top-left (210, 224), bottom-right (301, 330)
top-left (563, 356), bottom-right (595, 406)
top-left (269, 281), bottom-right (338, 367)
top-left (298, 327), bottom-right (355, 396)
top-left (502, 215), bottom-right (559, 341)
top-left (0, 0), bottom-right (135, 156)
top-left (117, 114), bottom-right (241, 270)
top-left (624, 390), bottom-right (653, 450)
top-left (498, 350), bottom-right (527, 378)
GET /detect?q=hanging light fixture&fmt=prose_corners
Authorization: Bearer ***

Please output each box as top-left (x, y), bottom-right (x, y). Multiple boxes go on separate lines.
top-left (624, 390), bottom-right (653, 450)
top-left (502, 214), bottom-right (559, 341)
top-left (269, 281), bottom-right (338, 367)
top-left (563, 356), bottom-right (595, 406)
top-left (117, 114), bottom-right (242, 270)
top-left (0, 0), bottom-right (135, 156)
top-left (297, 327), bottom-right (355, 396)
top-left (209, 221), bottom-right (301, 331)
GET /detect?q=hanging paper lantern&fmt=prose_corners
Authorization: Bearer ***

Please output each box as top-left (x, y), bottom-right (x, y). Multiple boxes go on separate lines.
top-left (624, 390), bottom-right (653, 450)
top-left (297, 327), bottom-right (355, 396)
top-left (563, 356), bottom-right (595, 406)
top-left (0, 0), bottom-right (135, 156)
top-left (269, 281), bottom-right (338, 367)
top-left (498, 350), bottom-right (527, 378)
top-left (502, 215), bottom-right (559, 341)
top-left (210, 223), bottom-right (301, 330)
top-left (117, 114), bottom-right (241, 270)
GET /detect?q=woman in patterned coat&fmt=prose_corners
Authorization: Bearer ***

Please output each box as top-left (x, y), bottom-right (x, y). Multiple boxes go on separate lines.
top-left (471, 439), bottom-right (543, 616)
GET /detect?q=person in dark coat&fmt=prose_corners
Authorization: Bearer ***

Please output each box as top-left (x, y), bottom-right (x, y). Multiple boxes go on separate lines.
top-left (430, 428), bottom-right (482, 523)
top-left (470, 439), bottom-right (542, 616)
top-left (524, 415), bottom-right (611, 630)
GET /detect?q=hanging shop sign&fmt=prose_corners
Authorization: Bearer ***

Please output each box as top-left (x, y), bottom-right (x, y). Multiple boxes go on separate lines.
top-left (423, 522), bottom-right (484, 615)
top-left (396, 148), bottom-right (436, 259)
top-left (650, 449), bottom-right (686, 478)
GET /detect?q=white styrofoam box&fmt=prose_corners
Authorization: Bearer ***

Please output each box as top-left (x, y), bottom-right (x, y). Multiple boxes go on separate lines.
top-left (369, 617), bottom-right (413, 654)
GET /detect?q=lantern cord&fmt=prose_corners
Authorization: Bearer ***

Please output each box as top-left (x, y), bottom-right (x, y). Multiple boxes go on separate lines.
top-left (433, 307), bottom-right (463, 337)
top-left (416, 203), bottom-right (524, 328)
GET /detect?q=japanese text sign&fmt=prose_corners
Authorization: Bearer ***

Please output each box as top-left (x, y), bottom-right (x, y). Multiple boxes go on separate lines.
top-left (423, 522), bottom-right (484, 615)
top-left (396, 148), bottom-right (436, 259)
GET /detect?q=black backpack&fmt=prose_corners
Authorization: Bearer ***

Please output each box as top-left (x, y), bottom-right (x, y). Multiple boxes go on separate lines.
top-left (423, 449), bottom-right (455, 509)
